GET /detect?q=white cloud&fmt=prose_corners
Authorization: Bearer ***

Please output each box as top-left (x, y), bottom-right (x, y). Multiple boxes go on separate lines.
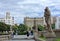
top-left (0, 0), bottom-right (60, 24)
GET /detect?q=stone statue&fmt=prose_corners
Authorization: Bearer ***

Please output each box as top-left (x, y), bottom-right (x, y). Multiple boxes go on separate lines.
top-left (44, 7), bottom-right (52, 32)
top-left (44, 7), bottom-right (56, 40)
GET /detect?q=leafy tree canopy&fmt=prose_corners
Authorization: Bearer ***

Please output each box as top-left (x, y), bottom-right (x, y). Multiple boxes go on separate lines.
top-left (38, 25), bottom-right (44, 31)
top-left (0, 22), bottom-right (10, 31)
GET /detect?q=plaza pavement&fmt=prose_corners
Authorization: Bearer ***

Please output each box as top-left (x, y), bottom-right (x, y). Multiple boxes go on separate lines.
top-left (3, 35), bottom-right (35, 41)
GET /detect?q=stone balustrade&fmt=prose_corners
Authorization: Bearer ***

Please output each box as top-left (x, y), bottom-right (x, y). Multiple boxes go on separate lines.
top-left (53, 29), bottom-right (60, 38)
top-left (0, 35), bottom-right (11, 40)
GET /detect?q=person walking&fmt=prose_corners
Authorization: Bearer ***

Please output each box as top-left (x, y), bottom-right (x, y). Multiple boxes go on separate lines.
top-left (31, 30), bottom-right (33, 36)
top-left (26, 31), bottom-right (29, 39)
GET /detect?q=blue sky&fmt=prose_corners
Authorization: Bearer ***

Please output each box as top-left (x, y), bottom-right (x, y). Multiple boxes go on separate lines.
top-left (0, 0), bottom-right (60, 24)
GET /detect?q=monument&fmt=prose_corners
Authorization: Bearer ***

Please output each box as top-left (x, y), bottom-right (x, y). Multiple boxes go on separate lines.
top-left (44, 7), bottom-right (52, 32)
top-left (44, 7), bottom-right (56, 41)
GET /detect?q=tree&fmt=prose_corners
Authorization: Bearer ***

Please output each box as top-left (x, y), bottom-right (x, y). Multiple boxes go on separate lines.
top-left (17, 24), bottom-right (28, 35)
top-left (12, 24), bottom-right (18, 34)
top-left (0, 22), bottom-right (10, 32)
top-left (18, 24), bottom-right (27, 32)
top-left (12, 24), bottom-right (18, 30)
top-left (38, 25), bottom-right (44, 31)
top-left (6, 24), bottom-right (10, 31)
top-left (51, 23), bottom-right (55, 29)
top-left (12, 24), bottom-right (28, 35)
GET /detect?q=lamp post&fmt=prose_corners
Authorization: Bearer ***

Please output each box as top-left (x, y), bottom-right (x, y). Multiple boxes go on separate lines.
top-left (10, 25), bottom-right (14, 39)
top-left (33, 17), bottom-right (38, 39)
top-left (33, 18), bottom-right (36, 30)
top-left (10, 25), bottom-right (12, 33)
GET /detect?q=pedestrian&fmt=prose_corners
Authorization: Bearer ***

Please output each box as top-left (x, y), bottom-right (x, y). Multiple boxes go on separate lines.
top-left (26, 31), bottom-right (29, 39)
top-left (31, 30), bottom-right (33, 35)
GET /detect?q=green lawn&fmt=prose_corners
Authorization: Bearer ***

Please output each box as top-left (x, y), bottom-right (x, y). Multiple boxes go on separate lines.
top-left (56, 38), bottom-right (60, 41)
top-left (39, 37), bottom-right (60, 41)
top-left (39, 35), bottom-right (46, 40)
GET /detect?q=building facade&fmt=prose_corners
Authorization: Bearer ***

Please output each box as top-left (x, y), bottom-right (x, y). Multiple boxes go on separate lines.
top-left (0, 12), bottom-right (14, 25)
top-left (24, 17), bottom-right (45, 30)
top-left (55, 16), bottom-right (60, 29)
top-left (24, 17), bottom-right (56, 30)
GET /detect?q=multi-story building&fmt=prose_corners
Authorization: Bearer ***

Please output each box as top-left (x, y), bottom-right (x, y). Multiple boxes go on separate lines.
top-left (24, 17), bottom-right (56, 30)
top-left (0, 12), bottom-right (14, 25)
top-left (24, 17), bottom-right (45, 30)
top-left (51, 17), bottom-right (56, 24)
top-left (55, 16), bottom-right (60, 29)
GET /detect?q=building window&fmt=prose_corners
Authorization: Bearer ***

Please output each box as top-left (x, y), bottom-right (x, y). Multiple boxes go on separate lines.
top-left (6, 17), bottom-right (10, 19)
top-left (7, 20), bottom-right (10, 23)
top-left (58, 22), bottom-right (60, 28)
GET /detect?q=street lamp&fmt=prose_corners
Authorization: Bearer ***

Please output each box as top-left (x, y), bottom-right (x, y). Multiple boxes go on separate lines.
top-left (33, 18), bottom-right (36, 30)
top-left (33, 17), bottom-right (38, 31)
top-left (10, 25), bottom-right (14, 39)
top-left (33, 17), bottom-right (38, 39)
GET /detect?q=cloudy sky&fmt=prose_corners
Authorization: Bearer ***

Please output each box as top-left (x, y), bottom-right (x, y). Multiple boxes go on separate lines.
top-left (0, 0), bottom-right (60, 24)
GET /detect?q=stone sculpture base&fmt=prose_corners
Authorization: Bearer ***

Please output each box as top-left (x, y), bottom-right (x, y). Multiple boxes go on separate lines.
top-left (43, 31), bottom-right (56, 41)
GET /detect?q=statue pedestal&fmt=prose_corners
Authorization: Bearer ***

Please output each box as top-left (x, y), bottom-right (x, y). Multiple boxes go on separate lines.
top-left (43, 31), bottom-right (56, 41)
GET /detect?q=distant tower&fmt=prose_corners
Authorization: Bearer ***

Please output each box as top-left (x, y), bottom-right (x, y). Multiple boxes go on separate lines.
top-left (12, 17), bottom-right (14, 25)
top-left (6, 12), bottom-right (10, 19)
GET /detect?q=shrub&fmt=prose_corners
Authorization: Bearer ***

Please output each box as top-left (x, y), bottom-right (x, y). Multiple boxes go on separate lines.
top-left (18, 31), bottom-right (26, 35)
top-left (38, 25), bottom-right (44, 31)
